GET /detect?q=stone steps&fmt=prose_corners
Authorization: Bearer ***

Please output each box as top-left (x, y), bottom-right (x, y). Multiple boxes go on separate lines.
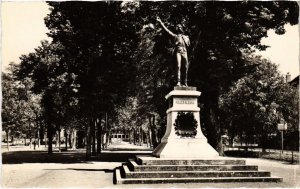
top-left (115, 168), bottom-right (282, 184)
top-left (129, 160), bottom-right (259, 172)
top-left (136, 155), bottom-right (246, 165)
top-left (114, 155), bottom-right (283, 184)
top-left (122, 165), bottom-right (271, 178)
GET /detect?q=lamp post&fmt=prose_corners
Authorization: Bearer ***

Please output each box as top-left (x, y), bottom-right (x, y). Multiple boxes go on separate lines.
top-left (277, 119), bottom-right (287, 159)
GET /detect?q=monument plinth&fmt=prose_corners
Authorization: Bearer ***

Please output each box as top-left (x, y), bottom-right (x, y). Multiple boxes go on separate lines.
top-left (152, 86), bottom-right (219, 158)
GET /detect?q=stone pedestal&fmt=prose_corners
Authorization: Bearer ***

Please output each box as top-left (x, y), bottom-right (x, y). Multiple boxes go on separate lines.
top-left (152, 86), bottom-right (219, 158)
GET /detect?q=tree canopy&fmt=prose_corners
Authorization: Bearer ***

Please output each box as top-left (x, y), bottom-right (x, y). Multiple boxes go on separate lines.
top-left (4, 1), bottom-right (299, 154)
top-left (219, 56), bottom-right (298, 150)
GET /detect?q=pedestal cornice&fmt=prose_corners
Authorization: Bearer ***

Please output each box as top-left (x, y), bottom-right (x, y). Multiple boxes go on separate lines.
top-left (166, 107), bottom-right (200, 114)
top-left (165, 90), bottom-right (201, 100)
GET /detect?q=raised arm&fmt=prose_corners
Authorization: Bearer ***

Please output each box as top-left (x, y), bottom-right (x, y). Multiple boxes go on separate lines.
top-left (156, 17), bottom-right (176, 37)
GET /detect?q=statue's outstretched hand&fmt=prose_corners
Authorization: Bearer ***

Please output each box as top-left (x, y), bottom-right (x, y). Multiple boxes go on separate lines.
top-left (155, 16), bottom-right (174, 36)
top-left (156, 16), bottom-right (162, 23)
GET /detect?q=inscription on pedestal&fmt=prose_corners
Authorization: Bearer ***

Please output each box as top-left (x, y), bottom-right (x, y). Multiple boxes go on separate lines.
top-left (175, 99), bottom-right (194, 105)
top-left (173, 98), bottom-right (196, 107)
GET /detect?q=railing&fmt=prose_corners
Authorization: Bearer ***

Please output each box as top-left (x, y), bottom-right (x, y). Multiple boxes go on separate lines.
top-left (225, 146), bottom-right (299, 164)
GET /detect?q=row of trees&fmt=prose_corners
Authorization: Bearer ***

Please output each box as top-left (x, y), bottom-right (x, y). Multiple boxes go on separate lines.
top-left (2, 66), bottom-right (43, 149)
top-left (2, 1), bottom-right (299, 157)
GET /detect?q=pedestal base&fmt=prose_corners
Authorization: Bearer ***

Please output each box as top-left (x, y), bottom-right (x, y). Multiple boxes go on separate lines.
top-left (152, 138), bottom-right (219, 158)
top-left (152, 86), bottom-right (219, 158)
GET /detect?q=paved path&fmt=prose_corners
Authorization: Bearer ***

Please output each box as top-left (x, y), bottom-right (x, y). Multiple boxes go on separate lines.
top-left (2, 142), bottom-right (300, 188)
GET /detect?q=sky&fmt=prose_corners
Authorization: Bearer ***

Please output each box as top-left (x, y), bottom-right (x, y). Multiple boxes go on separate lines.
top-left (1, 2), bottom-right (51, 72)
top-left (1, 2), bottom-right (299, 79)
top-left (255, 24), bottom-right (299, 79)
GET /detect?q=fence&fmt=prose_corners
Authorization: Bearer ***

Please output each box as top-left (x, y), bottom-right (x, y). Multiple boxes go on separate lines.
top-left (225, 146), bottom-right (299, 164)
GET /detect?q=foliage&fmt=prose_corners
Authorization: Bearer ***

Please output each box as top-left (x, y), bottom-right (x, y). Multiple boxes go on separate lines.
top-left (219, 57), bottom-right (298, 150)
top-left (4, 1), bottom-right (298, 154)
top-left (16, 41), bottom-right (76, 153)
top-left (40, 2), bottom-right (143, 155)
top-left (114, 97), bottom-right (138, 133)
top-left (2, 72), bottom-right (20, 138)
top-left (45, 2), bottom-right (140, 117)
top-left (2, 64), bottom-right (42, 141)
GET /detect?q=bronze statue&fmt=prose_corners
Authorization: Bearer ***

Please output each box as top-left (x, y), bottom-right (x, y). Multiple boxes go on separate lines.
top-left (156, 17), bottom-right (190, 86)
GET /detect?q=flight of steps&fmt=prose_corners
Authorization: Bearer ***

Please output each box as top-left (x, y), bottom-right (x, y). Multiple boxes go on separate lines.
top-left (114, 155), bottom-right (282, 184)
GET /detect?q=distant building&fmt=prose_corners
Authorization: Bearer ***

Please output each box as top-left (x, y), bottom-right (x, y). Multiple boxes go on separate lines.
top-left (289, 75), bottom-right (299, 87)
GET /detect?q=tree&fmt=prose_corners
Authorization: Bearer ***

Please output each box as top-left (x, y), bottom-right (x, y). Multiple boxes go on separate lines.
top-left (2, 72), bottom-right (19, 148)
top-left (219, 57), bottom-right (298, 151)
top-left (2, 63), bottom-right (42, 148)
top-left (130, 1), bottom-right (299, 151)
top-left (44, 2), bottom-right (142, 157)
top-left (16, 41), bottom-right (77, 153)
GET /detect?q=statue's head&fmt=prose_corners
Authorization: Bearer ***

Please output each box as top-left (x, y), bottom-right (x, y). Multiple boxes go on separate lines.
top-left (176, 24), bottom-right (184, 33)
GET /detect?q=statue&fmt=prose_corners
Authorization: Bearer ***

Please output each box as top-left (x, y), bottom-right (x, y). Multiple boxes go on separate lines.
top-left (156, 17), bottom-right (190, 86)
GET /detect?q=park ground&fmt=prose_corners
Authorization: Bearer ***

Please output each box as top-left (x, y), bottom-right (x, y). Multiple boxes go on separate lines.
top-left (1, 142), bottom-right (300, 188)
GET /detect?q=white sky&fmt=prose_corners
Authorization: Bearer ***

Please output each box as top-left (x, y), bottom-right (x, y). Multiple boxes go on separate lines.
top-left (1, 2), bottom-right (299, 79)
top-left (1, 2), bottom-right (51, 72)
top-left (255, 24), bottom-right (299, 79)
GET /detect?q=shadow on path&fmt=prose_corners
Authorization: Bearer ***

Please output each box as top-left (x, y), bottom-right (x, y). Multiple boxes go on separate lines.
top-left (89, 151), bottom-right (151, 162)
top-left (2, 150), bottom-right (87, 164)
top-left (2, 149), bottom-right (151, 164)
top-left (44, 168), bottom-right (114, 173)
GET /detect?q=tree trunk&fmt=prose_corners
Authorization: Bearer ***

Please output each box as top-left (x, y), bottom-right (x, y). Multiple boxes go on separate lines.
top-left (141, 128), bottom-right (143, 146)
top-left (239, 131), bottom-right (243, 151)
top-left (150, 115), bottom-right (159, 148)
top-left (33, 138), bottom-right (36, 150)
top-left (106, 131), bottom-right (109, 149)
top-left (65, 130), bottom-right (68, 151)
top-left (151, 127), bottom-right (158, 148)
top-left (149, 129), bottom-right (152, 148)
top-left (47, 125), bottom-right (53, 154)
top-left (36, 121), bottom-right (40, 148)
top-left (204, 103), bottom-right (222, 154)
top-left (91, 119), bottom-right (96, 155)
top-left (261, 131), bottom-right (267, 153)
top-left (39, 125), bottom-right (44, 145)
top-left (136, 129), bottom-right (139, 145)
top-left (55, 132), bottom-right (58, 147)
top-left (134, 130), bottom-right (136, 144)
top-left (229, 133), bottom-right (234, 147)
top-left (11, 136), bottom-right (14, 146)
top-left (68, 132), bottom-right (72, 148)
top-left (129, 130), bottom-right (132, 144)
top-left (71, 129), bottom-right (77, 150)
top-left (6, 129), bottom-right (9, 151)
top-left (105, 112), bottom-right (108, 149)
top-left (58, 130), bottom-right (61, 152)
top-left (45, 132), bottom-right (47, 148)
top-left (97, 115), bottom-right (102, 154)
top-left (37, 127), bottom-right (40, 148)
top-left (86, 120), bottom-right (92, 159)
top-left (134, 129), bottom-right (137, 145)
top-left (102, 133), bottom-right (106, 149)
top-left (77, 130), bottom-right (85, 148)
